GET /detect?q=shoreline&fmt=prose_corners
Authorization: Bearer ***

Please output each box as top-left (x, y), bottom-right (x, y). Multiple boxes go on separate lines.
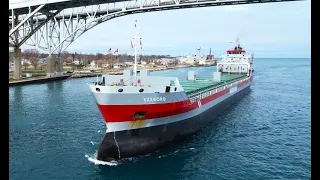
top-left (68, 64), bottom-right (213, 77)
top-left (9, 75), bottom-right (71, 87)
top-left (9, 64), bottom-right (216, 86)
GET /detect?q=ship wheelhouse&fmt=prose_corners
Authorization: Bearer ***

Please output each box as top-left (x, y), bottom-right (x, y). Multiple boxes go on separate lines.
top-left (217, 38), bottom-right (254, 75)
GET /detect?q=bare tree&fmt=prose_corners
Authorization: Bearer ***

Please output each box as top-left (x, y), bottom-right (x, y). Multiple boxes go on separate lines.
top-left (40, 64), bottom-right (46, 71)
top-left (17, 50), bottom-right (180, 70)
top-left (22, 49), bottom-right (39, 69)
top-left (81, 54), bottom-right (88, 65)
top-left (61, 51), bottom-right (70, 60)
top-left (39, 53), bottom-right (48, 59)
top-left (87, 54), bottom-right (96, 63)
top-left (97, 60), bottom-right (103, 68)
top-left (77, 53), bottom-right (85, 65)
top-left (96, 53), bottom-right (104, 60)
top-left (23, 62), bottom-right (29, 70)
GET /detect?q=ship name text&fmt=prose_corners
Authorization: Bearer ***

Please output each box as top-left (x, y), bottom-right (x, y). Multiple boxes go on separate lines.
top-left (144, 97), bottom-right (166, 102)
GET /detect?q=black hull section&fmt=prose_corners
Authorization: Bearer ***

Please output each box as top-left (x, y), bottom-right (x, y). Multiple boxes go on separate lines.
top-left (97, 85), bottom-right (251, 161)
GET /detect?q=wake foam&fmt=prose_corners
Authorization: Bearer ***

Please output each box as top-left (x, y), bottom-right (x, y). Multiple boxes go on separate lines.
top-left (89, 141), bottom-right (97, 145)
top-left (85, 153), bottom-right (118, 166)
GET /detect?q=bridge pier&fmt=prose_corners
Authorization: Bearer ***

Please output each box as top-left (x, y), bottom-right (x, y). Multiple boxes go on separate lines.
top-left (13, 47), bottom-right (22, 80)
top-left (56, 54), bottom-right (64, 76)
top-left (46, 55), bottom-right (55, 77)
top-left (46, 54), bottom-right (64, 77)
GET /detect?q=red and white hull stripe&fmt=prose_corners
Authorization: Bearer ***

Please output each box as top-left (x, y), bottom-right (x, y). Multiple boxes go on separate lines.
top-left (96, 76), bottom-right (253, 132)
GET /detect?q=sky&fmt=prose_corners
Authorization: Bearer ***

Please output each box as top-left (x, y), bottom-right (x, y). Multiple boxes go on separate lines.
top-left (14, 0), bottom-right (311, 58)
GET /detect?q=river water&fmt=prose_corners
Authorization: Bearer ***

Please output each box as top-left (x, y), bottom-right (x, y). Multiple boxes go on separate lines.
top-left (9, 58), bottom-right (311, 180)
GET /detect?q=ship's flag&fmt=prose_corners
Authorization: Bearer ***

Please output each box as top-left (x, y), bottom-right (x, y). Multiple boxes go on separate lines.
top-left (114, 48), bottom-right (118, 54)
top-left (107, 48), bottom-right (111, 53)
top-left (131, 40), bottom-right (134, 48)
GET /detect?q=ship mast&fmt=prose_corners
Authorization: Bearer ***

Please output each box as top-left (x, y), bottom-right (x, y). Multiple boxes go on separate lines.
top-left (133, 20), bottom-right (140, 80)
top-left (236, 37), bottom-right (240, 47)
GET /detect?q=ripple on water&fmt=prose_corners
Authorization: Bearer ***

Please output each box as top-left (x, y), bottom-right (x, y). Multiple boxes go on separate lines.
top-left (9, 59), bottom-right (311, 180)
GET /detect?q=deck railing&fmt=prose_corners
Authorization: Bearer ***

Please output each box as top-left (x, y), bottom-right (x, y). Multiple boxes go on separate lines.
top-left (188, 75), bottom-right (248, 103)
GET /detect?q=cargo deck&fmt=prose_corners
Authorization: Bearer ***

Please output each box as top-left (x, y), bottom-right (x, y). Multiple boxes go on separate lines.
top-left (180, 73), bottom-right (247, 96)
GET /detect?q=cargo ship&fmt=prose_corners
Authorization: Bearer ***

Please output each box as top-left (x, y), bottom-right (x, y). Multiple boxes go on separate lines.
top-left (87, 21), bottom-right (254, 161)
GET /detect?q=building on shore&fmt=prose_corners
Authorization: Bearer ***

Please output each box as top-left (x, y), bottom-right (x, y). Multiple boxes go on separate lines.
top-left (113, 63), bottom-right (125, 69)
top-left (178, 55), bottom-right (203, 65)
top-left (177, 47), bottom-right (217, 66)
top-left (199, 59), bottom-right (216, 66)
top-left (125, 61), bottom-right (134, 66)
top-left (89, 60), bottom-right (96, 70)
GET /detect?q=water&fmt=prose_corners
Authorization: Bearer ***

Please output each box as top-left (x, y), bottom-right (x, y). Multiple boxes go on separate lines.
top-left (9, 58), bottom-right (311, 180)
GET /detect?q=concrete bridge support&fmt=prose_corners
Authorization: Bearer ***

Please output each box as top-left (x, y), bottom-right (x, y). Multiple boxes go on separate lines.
top-left (56, 54), bottom-right (64, 76)
top-left (46, 54), bottom-right (64, 77)
top-left (13, 47), bottom-right (22, 80)
top-left (46, 55), bottom-right (54, 77)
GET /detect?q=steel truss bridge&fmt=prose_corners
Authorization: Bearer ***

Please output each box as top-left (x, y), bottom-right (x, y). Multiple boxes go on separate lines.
top-left (9, 0), bottom-right (302, 79)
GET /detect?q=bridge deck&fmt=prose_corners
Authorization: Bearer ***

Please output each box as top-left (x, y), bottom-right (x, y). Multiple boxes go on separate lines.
top-left (9, 0), bottom-right (304, 16)
top-left (9, 0), bottom-right (124, 14)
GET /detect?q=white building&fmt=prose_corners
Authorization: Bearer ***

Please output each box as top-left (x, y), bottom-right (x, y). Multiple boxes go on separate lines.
top-left (125, 61), bottom-right (134, 66)
top-left (89, 60), bottom-right (96, 70)
top-left (113, 63), bottom-right (125, 69)
top-left (179, 55), bottom-right (202, 65)
top-left (90, 61), bottom-right (96, 66)
top-left (73, 60), bottom-right (80, 65)
top-left (199, 59), bottom-right (215, 65)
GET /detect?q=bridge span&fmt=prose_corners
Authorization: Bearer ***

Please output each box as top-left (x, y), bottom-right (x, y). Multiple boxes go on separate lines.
top-left (9, 0), bottom-right (303, 79)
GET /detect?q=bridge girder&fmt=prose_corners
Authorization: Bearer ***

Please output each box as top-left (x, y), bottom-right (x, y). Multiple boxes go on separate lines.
top-left (9, 0), bottom-right (303, 54)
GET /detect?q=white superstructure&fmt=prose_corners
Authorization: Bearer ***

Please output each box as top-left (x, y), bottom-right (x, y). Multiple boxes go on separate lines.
top-left (217, 37), bottom-right (254, 76)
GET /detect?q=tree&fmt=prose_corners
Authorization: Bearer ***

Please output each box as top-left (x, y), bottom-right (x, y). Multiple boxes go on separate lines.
top-left (76, 64), bottom-right (84, 69)
top-left (23, 62), bottom-right (29, 70)
top-left (97, 60), bottom-right (103, 68)
top-left (22, 49), bottom-right (39, 69)
top-left (87, 54), bottom-right (96, 63)
top-left (39, 53), bottom-right (48, 59)
top-left (40, 64), bottom-right (46, 71)
top-left (61, 51), bottom-right (70, 60)
top-left (30, 59), bottom-right (39, 69)
top-left (81, 54), bottom-right (89, 65)
top-left (96, 53), bottom-right (104, 60)
top-left (76, 53), bottom-right (88, 65)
